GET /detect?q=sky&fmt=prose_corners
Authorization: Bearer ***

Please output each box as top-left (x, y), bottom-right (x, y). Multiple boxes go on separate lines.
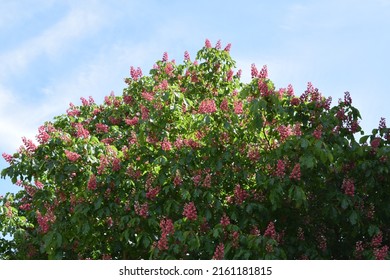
top-left (1, 0), bottom-right (390, 195)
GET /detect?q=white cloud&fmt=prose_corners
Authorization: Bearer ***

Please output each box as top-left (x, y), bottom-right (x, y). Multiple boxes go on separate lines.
top-left (0, 2), bottom-right (107, 80)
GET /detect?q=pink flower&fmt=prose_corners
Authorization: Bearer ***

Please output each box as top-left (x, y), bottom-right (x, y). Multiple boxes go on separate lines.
top-left (162, 52), bottom-right (168, 62)
top-left (276, 160), bottom-right (285, 178)
top-left (183, 202), bottom-right (197, 220)
top-left (379, 117), bottom-right (386, 129)
top-left (233, 101), bottom-right (243, 115)
top-left (290, 163), bottom-right (301, 181)
top-left (160, 218), bottom-right (175, 235)
top-left (215, 40), bottom-right (221, 49)
top-left (146, 186), bottom-right (160, 200)
top-left (75, 123), bottom-right (90, 139)
top-left (213, 243), bottom-right (224, 260)
top-left (95, 123), bottom-right (109, 133)
top-left (184, 51), bottom-right (191, 61)
top-left (220, 98), bottom-right (229, 112)
top-left (141, 91), bottom-right (154, 102)
top-left (232, 231), bottom-right (240, 248)
top-left (36, 125), bottom-right (50, 144)
top-left (374, 246), bottom-right (388, 260)
top-left (234, 184), bottom-right (248, 205)
top-left (140, 105), bottom-right (149, 120)
top-left (2, 153), bottom-right (13, 164)
top-left (198, 99), bottom-right (217, 114)
top-left (125, 116), bottom-right (139, 126)
top-left (173, 175), bottom-right (183, 186)
top-left (227, 69), bottom-right (234, 81)
top-left (251, 64), bottom-right (258, 78)
top-left (264, 221), bottom-right (276, 239)
top-left (112, 158), bottom-right (121, 172)
top-left (161, 138), bottom-right (172, 151)
top-left (220, 213), bottom-right (230, 227)
top-left (372, 231), bottom-right (383, 248)
top-left (342, 178), bottom-right (355, 197)
top-left (277, 125), bottom-right (292, 142)
top-left (35, 180), bottom-right (44, 189)
top-left (224, 43), bottom-right (231, 52)
top-left (344, 91), bottom-right (352, 105)
top-left (202, 173), bottom-right (212, 188)
top-left (205, 39), bottom-right (212, 48)
top-left (134, 202), bottom-right (149, 218)
top-left (87, 174), bottom-right (97, 191)
top-left (157, 234), bottom-right (169, 251)
top-left (313, 126), bottom-right (322, 140)
top-left (371, 137), bottom-right (381, 149)
top-left (290, 97), bottom-right (300, 106)
top-left (259, 65), bottom-right (268, 79)
top-left (22, 137), bottom-right (37, 153)
top-left (65, 150), bottom-right (81, 162)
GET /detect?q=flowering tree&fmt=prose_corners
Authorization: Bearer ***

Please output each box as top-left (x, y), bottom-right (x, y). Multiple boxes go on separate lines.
top-left (1, 40), bottom-right (389, 260)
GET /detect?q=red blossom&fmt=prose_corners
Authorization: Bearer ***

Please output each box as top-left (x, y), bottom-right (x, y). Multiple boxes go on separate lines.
top-left (220, 213), bottom-right (230, 227)
top-left (95, 123), bottom-right (109, 133)
top-left (213, 243), bottom-right (224, 260)
top-left (22, 137), bottom-right (37, 153)
top-left (251, 63), bottom-right (258, 78)
top-left (233, 100), bottom-right (243, 115)
top-left (161, 138), bottom-right (172, 151)
top-left (234, 184), bottom-right (248, 205)
top-left (182, 202), bottom-right (197, 220)
top-left (87, 174), bottom-right (97, 191)
top-left (64, 150), bottom-right (81, 162)
top-left (342, 178), bottom-right (355, 197)
top-left (146, 186), bottom-right (160, 200)
top-left (264, 222), bottom-right (276, 239)
top-left (205, 39), bottom-right (212, 48)
top-left (2, 153), bottom-right (13, 164)
top-left (276, 160), bottom-right (286, 178)
top-left (184, 51), bottom-right (191, 61)
top-left (290, 163), bottom-right (301, 181)
top-left (374, 246), bottom-right (388, 260)
top-left (224, 43), bottom-right (231, 52)
top-left (199, 99), bottom-right (217, 114)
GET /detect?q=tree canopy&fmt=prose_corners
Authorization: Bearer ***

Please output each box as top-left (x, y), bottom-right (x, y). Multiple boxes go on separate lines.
top-left (1, 39), bottom-right (389, 259)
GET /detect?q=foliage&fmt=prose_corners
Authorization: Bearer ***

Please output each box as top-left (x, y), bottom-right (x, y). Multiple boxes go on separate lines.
top-left (1, 40), bottom-right (389, 259)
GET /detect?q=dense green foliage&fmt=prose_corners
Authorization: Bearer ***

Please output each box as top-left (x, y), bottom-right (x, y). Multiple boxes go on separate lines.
top-left (1, 40), bottom-right (389, 259)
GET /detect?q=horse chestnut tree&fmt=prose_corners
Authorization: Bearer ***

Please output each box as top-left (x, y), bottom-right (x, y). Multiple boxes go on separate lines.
top-left (1, 40), bottom-right (389, 259)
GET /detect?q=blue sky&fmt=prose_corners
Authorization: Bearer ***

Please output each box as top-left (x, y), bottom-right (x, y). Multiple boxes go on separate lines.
top-left (1, 0), bottom-right (390, 195)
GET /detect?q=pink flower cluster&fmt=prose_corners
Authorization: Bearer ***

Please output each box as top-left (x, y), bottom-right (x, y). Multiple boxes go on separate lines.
top-left (130, 66), bottom-right (143, 81)
top-left (374, 246), bottom-right (388, 260)
top-left (289, 163), bottom-right (301, 181)
top-left (233, 100), bottom-right (243, 115)
top-left (35, 180), bottom-right (44, 189)
top-left (134, 201), bottom-right (149, 218)
top-left (65, 150), bottom-right (81, 162)
top-left (36, 209), bottom-right (56, 234)
top-left (184, 51), bottom-right (191, 61)
top-left (264, 221), bottom-right (276, 239)
top-left (156, 218), bottom-right (174, 251)
top-left (125, 116), bottom-right (139, 126)
top-left (75, 123), bottom-right (90, 139)
top-left (182, 201), bottom-right (197, 220)
top-left (234, 184), bottom-right (248, 205)
top-left (95, 123), bottom-right (109, 133)
top-left (275, 160), bottom-right (286, 178)
top-left (161, 138), bottom-right (172, 151)
top-left (342, 178), bottom-right (355, 197)
top-left (22, 137), bottom-right (37, 153)
top-left (198, 99), bottom-right (217, 114)
top-left (220, 213), bottom-right (230, 227)
top-left (87, 174), bottom-right (97, 191)
top-left (141, 91), bottom-right (154, 102)
top-left (2, 153), bottom-right (13, 164)
top-left (213, 243), bottom-right (224, 260)
top-left (36, 125), bottom-right (51, 144)
top-left (312, 126), bottom-right (322, 140)
top-left (146, 186), bottom-right (160, 200)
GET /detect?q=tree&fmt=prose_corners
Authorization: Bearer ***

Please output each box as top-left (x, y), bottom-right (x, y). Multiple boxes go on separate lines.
top-left (1, 39), bottom-right (389, 260)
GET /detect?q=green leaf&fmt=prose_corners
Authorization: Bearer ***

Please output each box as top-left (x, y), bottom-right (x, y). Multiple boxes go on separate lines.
top-left (349, 211), bottom-right (358, 225)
